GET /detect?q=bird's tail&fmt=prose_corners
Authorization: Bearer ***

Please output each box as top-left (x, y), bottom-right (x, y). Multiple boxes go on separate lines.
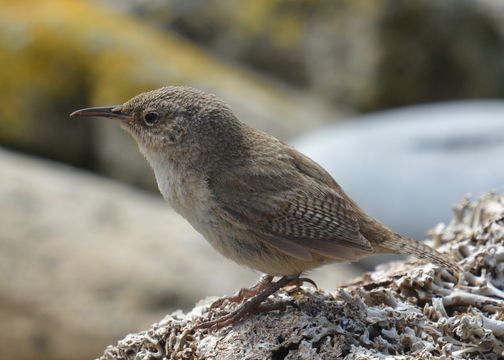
top-left (378, 232), bottom-right (461, 275)
top-left (356, 212), bottom-right (461, 274)
top-left (342, 194), bottom-right (461, 274)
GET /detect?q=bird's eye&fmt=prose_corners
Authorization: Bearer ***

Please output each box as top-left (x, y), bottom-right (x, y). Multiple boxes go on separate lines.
top-left (143, 112), bottom-right (159, 126)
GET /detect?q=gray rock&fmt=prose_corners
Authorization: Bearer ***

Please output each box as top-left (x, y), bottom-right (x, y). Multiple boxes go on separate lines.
top-left (294, 100), bottom-right (504, 242)
top-left (0, 148), bottom-right (361, 360)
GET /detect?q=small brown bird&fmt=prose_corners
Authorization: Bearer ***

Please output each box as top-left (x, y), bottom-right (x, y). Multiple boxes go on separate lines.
top-left (71, 86), bottom-right (459, 328)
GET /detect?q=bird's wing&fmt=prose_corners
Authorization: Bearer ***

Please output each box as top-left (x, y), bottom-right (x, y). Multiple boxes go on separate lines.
top-left (209, 171), bottom-right (373, 262)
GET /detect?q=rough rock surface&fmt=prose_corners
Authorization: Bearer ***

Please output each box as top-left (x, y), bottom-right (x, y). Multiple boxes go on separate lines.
top-left (0, 148), bottom-right (361, 360)
top-left (98, 193), bottom-right (504, 359)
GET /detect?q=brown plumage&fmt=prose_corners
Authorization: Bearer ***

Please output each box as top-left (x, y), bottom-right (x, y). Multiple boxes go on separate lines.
top-left (70, 86), bottom-right (460, 328)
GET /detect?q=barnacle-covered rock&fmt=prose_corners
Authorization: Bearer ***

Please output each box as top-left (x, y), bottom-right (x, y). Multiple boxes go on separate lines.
top-left (98, 193), bottom-right (504, 359)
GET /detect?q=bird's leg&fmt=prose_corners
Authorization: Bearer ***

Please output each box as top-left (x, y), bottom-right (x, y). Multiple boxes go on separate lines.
top-left (195, 274), bottom-right (297, 330)
top-left (205, 276), bottom-right (319, 328)
top-left (204, 274), bottom-right (318, 327)
top-left (208, 274), bottom-right (274, 310)
top-left (209, 275), bottom-right (316, 312)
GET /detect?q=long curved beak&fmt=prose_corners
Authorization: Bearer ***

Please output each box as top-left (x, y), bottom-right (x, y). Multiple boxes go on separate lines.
top-left (70, 105), bottom-right (130, 120)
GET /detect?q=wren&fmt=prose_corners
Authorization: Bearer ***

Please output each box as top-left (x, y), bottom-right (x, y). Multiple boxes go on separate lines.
top-left (71, 86), bottom-right (459, 328)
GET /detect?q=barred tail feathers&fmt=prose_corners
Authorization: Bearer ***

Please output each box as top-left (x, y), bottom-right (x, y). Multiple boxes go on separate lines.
top-left (381, 232), bottom-right (460, 274)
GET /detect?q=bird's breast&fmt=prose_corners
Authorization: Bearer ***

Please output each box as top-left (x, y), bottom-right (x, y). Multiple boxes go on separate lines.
top-left (151, 159), bottom-right (216, 235)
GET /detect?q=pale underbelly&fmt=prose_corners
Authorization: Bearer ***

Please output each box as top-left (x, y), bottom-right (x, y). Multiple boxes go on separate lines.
top-left (199, 223), bottom-right (339, 276)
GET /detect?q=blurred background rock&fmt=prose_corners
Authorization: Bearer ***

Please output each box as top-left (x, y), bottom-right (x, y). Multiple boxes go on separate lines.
top-left (0, 0), bottom-right (503, 359)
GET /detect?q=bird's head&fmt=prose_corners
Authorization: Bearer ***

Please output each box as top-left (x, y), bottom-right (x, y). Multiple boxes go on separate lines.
top-left (71, 86), bottom-right (245, 167)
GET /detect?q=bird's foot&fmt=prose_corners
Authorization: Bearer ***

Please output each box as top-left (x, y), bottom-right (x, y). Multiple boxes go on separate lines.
top-left (203, 274), bottom-right (296, 328)
top-left (208, 274), bottom-right (274, 310)
top-left (208, 275), bottom-right (317, 312)
top-left (286, 277), bottom-right (318, 290)
top-left (196, 297), bottom-right (288, 330)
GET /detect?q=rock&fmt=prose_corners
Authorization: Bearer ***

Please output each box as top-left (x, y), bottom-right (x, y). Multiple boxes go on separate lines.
top-left (294, 101), bottom-right (504, 243)
top-left (97, 192), bottom-right (504, 360)
top-left (0, 0), bottom-right (340, 190)
top-left (0, 148), bottom-right (361, 360)
top-left (122, 0), bottom-right (504, 111)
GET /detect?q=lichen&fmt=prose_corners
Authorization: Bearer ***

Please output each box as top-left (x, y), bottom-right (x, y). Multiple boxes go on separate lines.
top-left (98, 192), bottom-right (504, 360)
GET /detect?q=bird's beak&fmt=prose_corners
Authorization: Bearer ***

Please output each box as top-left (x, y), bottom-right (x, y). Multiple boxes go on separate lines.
top-left (69, 105), bottom-right (131, 121)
